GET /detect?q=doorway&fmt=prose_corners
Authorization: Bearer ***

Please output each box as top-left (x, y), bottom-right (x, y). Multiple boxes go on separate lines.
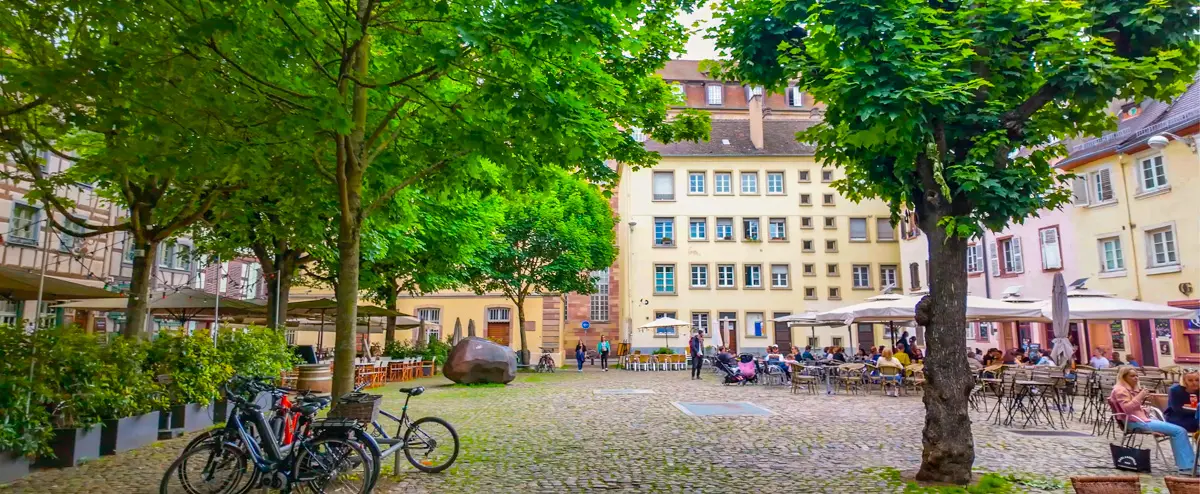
top-left (857, 323), bottom-right (875, 352)
top-left (1134, 320), bottom-right (1157, 367)
top-left (773, 312), bottom-right (792, 351)
top-left (486, 307), bottom-right (512, 347)
top-left (719, 312), bottom-right (737, 354)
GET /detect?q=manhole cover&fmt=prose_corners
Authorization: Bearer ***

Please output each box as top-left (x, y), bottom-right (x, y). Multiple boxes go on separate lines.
top-left (1006, 430), bottom-right (1092, 438)
top-left (673, 402), bottom-right (773, 417)
top-left (593, 389), bottom-right (657, 395)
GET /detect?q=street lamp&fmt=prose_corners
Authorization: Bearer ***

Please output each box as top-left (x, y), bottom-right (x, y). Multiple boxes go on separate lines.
top-left (1147, 132), bottom-right (1197, 152)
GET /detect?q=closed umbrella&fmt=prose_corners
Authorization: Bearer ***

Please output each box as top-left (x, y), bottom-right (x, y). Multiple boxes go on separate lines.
top-left (467, 319), bottom-right (477, 337)
top-left (710, 324), bottom-right (725, 349)
top-left (415, 320), bottom-right (427, 348)
top-left (451, 318), bottom-right (464, 345)
top-left (1049, 273), bottom-right (1073, 365)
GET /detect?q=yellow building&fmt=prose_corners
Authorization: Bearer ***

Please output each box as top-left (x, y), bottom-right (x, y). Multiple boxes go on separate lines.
top-left (620, 61), bottom-right (903, 354)
top-left (1057, 79), bottom-right (1200, 366)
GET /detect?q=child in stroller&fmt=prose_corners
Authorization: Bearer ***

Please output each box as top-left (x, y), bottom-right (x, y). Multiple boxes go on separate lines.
top-left (714, 352), bottom-right (759, 385)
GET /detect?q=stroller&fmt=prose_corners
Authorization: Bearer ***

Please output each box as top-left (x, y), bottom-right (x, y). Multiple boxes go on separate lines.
top-left (737, 354), bottom-right (759, 384)
top-left (714, 357), bottom-right (747, 385)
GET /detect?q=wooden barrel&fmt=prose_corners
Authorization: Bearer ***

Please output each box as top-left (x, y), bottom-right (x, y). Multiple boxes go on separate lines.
top-left (296, 364), bottom-right (332, 394)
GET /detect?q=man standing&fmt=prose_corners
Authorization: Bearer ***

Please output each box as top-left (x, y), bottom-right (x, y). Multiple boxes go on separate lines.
top-left (689, 332), bottom-right (704, 380)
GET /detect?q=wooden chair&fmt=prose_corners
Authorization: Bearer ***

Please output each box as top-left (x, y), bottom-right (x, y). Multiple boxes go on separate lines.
top-left (389, 361), bottom-right (405, 382)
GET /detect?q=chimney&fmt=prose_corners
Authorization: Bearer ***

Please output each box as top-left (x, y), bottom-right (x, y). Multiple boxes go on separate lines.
top-left (749, 94), bottom-right (764, 150)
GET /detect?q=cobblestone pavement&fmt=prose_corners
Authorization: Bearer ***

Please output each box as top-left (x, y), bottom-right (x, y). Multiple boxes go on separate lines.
top-left (1, 367), bottom-right (1183, 493)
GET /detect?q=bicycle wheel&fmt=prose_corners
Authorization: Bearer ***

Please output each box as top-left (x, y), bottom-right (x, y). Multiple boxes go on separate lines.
top-left (159, 443), bottom-right (251, 494)
top-left (292, 436), bottom-right (373, 494)
top-left (403, 417), bottom-right (459, 473)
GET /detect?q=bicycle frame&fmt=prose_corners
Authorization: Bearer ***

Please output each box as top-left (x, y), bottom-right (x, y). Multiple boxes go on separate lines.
top-left (368, 393), bottom-right (416, 460)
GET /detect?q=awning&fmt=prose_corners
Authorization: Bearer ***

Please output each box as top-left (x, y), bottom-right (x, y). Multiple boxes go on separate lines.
top-left (817, 294), bottom-right (1046, 325)
top-left (0, 265), bottom-right (124, 301)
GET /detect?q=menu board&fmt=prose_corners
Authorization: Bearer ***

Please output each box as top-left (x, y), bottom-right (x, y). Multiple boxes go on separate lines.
top-left (1110, 321), bottom-right (1125, 350)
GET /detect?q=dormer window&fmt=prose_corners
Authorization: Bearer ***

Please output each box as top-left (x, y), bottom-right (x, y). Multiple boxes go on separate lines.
top-left (746, 86), bottom-right (763, 100)
top-left (787, 87), bottom-right (804, 107)
top-left (1120, 103), bottom-right (1140, 121)
top-left (706, 84), bottom-right (723, 105)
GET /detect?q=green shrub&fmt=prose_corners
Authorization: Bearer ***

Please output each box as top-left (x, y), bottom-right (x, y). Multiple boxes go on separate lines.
top-left (32, 326), bottom-right (110, 428)
top-left (384, 340), bottom-right (420, 359)
top-left (653, 347), bottom-right (673, 355)
top-left (94, 337), bottom-right (167, 419)
top-left (147, 330), bottom-right (232, 406)
top-left (215, 326), bottom-right (299, 380)
top-left (422, 337), bottom-right (453, 363)
top-left (0, 325), bottom-right (52, 457)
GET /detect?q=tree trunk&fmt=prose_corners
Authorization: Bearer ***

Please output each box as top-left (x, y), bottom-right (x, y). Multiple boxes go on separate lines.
top-left (515, 295), bottom-right (529, 365)
top-left (332, 215), bottom-right (361, 398)
top-left (384, 281), bottom-right (398, 345)
top-left (914, 211), bottom-right (975, 484)
top-left (264, 259), bottom-right (292, 330)
top-left (123, 239), bottom-right (158, 339)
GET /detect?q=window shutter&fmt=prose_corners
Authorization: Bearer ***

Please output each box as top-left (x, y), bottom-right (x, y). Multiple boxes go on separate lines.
top-left (989, 242), bottom-right (1000, 276)
top-left (1011, 237), bottom-right (1024, 273)
top-left (876, 218), bottom-right (895, 240)
top-left (791, 87), bottom-right (803, 107)
top-left (1097, 169), bottom-right (1113, 201)
top-left (1041, 228), bottom-right (1062, 270)
top-left (1071, 176), bottom-right (1089, 205)
top-left (849, 219), bottom-right (868, 240)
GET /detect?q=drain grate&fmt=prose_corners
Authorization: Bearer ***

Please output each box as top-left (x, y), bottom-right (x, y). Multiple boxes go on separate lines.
top-left (673, 402), bottom-right (773, 417)
top-left (1006, 430), bottom-right (1092, 438)
top-left (593, 389), bottom-right (656, 395)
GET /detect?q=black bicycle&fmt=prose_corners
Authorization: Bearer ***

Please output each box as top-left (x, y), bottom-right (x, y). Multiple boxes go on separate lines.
top-left (366, 386), bottom-right (459, 473)
top-left (160, 380), bottom-right (375, 494)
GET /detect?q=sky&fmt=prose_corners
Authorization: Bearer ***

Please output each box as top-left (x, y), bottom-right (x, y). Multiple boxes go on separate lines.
top-left (677, 5), bottom-right (720, 60)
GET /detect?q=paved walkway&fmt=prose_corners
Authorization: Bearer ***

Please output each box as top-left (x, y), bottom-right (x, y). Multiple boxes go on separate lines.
top-left (0, 367), bottom-right (1181, 492)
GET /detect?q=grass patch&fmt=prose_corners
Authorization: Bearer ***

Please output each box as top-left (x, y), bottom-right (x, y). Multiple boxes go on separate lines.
top-left (449, 382), bottom-right (506, 388)
top-left (862, 468), bottom-right (1059, 494)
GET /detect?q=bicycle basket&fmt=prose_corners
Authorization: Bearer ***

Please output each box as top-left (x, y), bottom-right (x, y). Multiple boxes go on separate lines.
top-left (327, 393), bottom-right (382, 426)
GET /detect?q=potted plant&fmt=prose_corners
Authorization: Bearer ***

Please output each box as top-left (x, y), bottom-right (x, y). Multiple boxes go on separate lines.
top-left (213, 326), bottom-right (297, 419)
top-left (147, 331), bottom-right (232, 434)
top-left (0, 325), bottom-right (50, 482)
top-left (658, 236), bottom-right (673, 246)
top-left (97, 338), bottom-right (166, 455)
top-left (31, 327), bottom-right (107, 469)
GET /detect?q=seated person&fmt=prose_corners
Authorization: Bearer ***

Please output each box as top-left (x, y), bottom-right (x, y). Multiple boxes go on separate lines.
top-left (1164, 371), bottom-right (1199, 433)
top-left (800, 345), bottom-right (814, 361)
top-left (1110, 367), bottom-right (1195, 475)
top-left (830, 346), bottom-right (847, 362)
top-left (1033, 350), bottom-right (1056, 367)
top-left (1110, 352), bottom-right (1126, 367)
top-left (893, 345), bottom-right (911, 366)
top-left (871, 347), bottom-right (883, 363)
top-left (765, 345), bottom-right (790, 379)
top-left (1127, 358), bottom-right (1140, 368)
top-left (876, 349), bottom-right (905, 397)
top-left (716, 347), bottom-right (736, 367)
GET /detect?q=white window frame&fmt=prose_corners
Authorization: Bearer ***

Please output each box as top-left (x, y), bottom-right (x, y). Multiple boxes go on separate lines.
top-left (689, 218), bottom-right (707, 240)
top-left (652, 171), bottom-right (675, 201)
top-left (770, 265), bottom-right (789, 288)
top-left (746, 312), bottom-right (764, 337)
top-left (688, 172), bottom-right (706, 194)
top-left (788, 87), bottom-right (803, 107)
top-left (691, 312), bottom-right (710, 334)
top-left (690, 264), bottom-right (709, 288)
top-left (1145, 225), bottom-right (1179, 269)
top-left (742, 218), bottom-right (760, 241)
top-left (1039, 227), bottom-right (1062, 270)
top-left (158, 243), bottom-right (177, 269)
top-left (740, 171), bottom-right (758, 194)
top-left (880, 265), bottom-right (897, 289)
top-left (487, 307), bottom-right (511, 322)
top-left (715, 218), bottom-right (734, 240)
top-left (766, 172), bottom-right (785, 194)
top-left (8, 203), bottom-right (40, 244)
top-left (243, 262), bottom-right (260, 299)
top-left (1098, 237), bottom-right (1125, 273)
top-left (966, 243), bottom-right (983, 274)
top-left (1138, 154), bottom-right (1168, 192)
top-left (0, 299), bottom-right (19, 326)
top-left (653, 217), bottom-right (674, 246)
top-left (218, 261), bottom-right (229, 292)
top-left (654, 264), bottom-right (676, 294)
top-left (744, 264), bottom-right (762, 288)
top-left (716, 264), bottom-right (736, 288)
top-left (998, 237), bottom-right (1024, 274)
top-left (1089, 168), bottom-right (1115, 204)
top-left (706, 84), bottom-right (723, 105)
top-left (416, 307), bottom-right (442, 324)
top-left (768, 218), bottom-right (786, 240)
top-left (852, 264), bottom-right (871, 289)
top-left (590, 269), bottom-right (610, 322)
top-left (714, 172), bottom-right (732, 194)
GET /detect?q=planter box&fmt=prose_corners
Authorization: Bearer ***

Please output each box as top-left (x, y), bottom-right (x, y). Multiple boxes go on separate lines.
top-left (211, 399), bottom-right (231, 423)
top-left (100, 411), bottom-right (160, 455)
top-left (33, 426), bottom-right (101, 469)
top-left (170, 402), bottom-right (214, 433)
top-left (0, 451), bottom-right (30, 484)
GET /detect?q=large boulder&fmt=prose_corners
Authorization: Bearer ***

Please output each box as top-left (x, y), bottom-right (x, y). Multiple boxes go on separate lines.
top-left (444, 337), bottom-right (517, 384)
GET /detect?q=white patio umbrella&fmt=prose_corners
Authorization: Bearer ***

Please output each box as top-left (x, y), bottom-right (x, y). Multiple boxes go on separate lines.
top-left (640, 317), bottom-right (690, 350)
top-left (710, 325), bottom-right (725, 349)
top-left (817, 295), bottom-right (1046, 325)
top-left (1039, 288), bottom-right (1195, 320)
top-left (1049, 273), bottom-right (1073, 366)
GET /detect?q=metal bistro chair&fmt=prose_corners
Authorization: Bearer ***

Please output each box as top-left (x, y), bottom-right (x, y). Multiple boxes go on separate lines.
top-left (834, 363), bottom-right (866, 395)
top-left (872, 364), bottom-right (903, 396)
top-left (789, 363), bottom-right (818, 394)
top-left (1106, 395), bottom-right (1172, 470)
top-left (905, 364), bottom-right (926, 395)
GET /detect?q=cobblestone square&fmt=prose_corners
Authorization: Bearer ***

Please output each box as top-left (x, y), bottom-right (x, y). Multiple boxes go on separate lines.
top-left (1, 368), bottom-right (1181, 493)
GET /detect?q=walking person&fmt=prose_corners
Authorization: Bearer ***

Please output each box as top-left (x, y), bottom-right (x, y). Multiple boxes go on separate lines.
top-left (575, 340), bottom-right (587, 372)
top-left (689, 332), bottom-right (704, 380)
top-left (597, 335), bottom-right (611, 372)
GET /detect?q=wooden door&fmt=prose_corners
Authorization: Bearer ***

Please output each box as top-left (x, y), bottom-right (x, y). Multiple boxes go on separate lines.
top-left (487, 321), bottom-right (510, 346)
top-left (773, 312), bottom-right (791, 351)
top-left (857, 323), bottom-right (875, 352)
top-left (1135, 320), bottom-right (1156, 366)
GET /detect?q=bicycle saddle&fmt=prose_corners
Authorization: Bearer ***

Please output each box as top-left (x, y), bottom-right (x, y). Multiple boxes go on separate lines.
top-left (299, 395), bottom-right (332, 407)
top-left (399, 386), bottom-right (425, 396)
top-left (291, 402), bottom-right (324, 416)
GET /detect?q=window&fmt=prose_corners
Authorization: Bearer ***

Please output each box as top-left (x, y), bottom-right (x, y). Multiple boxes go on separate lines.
top-left (9, 204), bottom-right (39, 244)
top-left (488, 308), bottom-right (511, 322)
top-left (219, 261), bottom-right (229, 292)
top-left (590, 269), bottom-right (610, 321)
top-left (798, 170), bottom-right (811, 182)
top-left (0, 300), bottom-right (18, 326)
top-left (416, 308), bottom-right (442, 324)
top-left (717, 264), bottom-right (736, 288)
top-left (689, 218), bottom-right (707, 240)
top-left (966, 244), bottom-right (983, 274)
top-left (787, 87), bottom-right (803, 107)
top-left (1139, 155), bottom-right (1167, 191)
top-left (175, 245), bottom-right (192, 271)
top-left (742, 218), bottom-right (760, 241)
top-left (690, 264), bottom-right (709, 288)
top-left (766, 172), bottom-right (784, 194)
top-left (831, 337), bottom-right (844, 348)
top-left (771, 265), bottom-right (789, 288)
top-left (824, 217), bottom-right (837, 229)
top-left (768, 218), bottom-right (786, 240)
top-left (671, 83), bottom-right (685, 100)
top-left (654, 311), bottom-right (679, 335)
top-left (804, 287), bottom-right (817, 300)
top-left (746, 312), bottom-right (764, 337)
top-left (1099, 237), bottom-right (1125, 273)
top-left (688, 172), bottom-right (706, 194)
top-left (740, 172), bottom-right (758, 194)
top-left (822, 193), bottom-right (835, 206)
top-left (654, 217), bottom-right (674, 246)
top-left (993, 237), bottom-right (1023, 274)
top-left (1090, 168), bottom-right (1114, 203)
top-left (1039, 227), bottom-right (1063, 270)
top-left (880, 265), bottom-right (897, 288)
top-left (827, 263), bottom-right (839, 276)
top-left (58, 221), bottom-right (84, 252)
top-left (852, 265), bottom-right (871, 288)
top-left (977, 323), bottom-right (989, 341)
top-left (828, 287), bottom-right (841, 300)
top-left (706, 84), bottom-right (723, 105)
top-left (800, 216), bottom-right (813, 229)
top-left (691, 312), bottom-right (710, 334)
top-left (194, 268), bottom-right (206, 290)
top-left (876, 218), bottom-right (895, 241)
top-left (802, 263), bottom-right (815, 276)
top-left (825, 239), bottom-right (837, 252)
top-left (715, 218), bottom-right (734, 240)
top-left (1146, 227), bottom-right (1178, 268)
top-left (158, 243), bottom-right (177, 268)
top-left (1071, 176), bottom-right (1090, 206)
top-left (799, 194), bottom-right (812, 206)
top-left (744, 264), bottom-right (762, 288)
top-left (243, 262), bottom-right (260, 299)
top-left (801, 239), bottom-right (814, 252)
top-left (821, 169), bottom-right (834, 182)
top-left (654, 264), bottom-right (676, 293)
top-left (909, 262), bottom-right (921, 290)
top-left (714, 172), bottom-right (732, 194)
top-left (849, 218), bottom-right (868, 241)
top-left (652, 171), bottom-right (674, 201)
top-left (34, 302), bottom-right (54, 329)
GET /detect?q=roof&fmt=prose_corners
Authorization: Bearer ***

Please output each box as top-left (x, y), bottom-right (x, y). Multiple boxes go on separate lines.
top-left (645, 119), bottom-right (818, 156)
top-left (658, 60), bottom-right (720, 82)
top-left (1057, 75), bottom-right (1200, 169)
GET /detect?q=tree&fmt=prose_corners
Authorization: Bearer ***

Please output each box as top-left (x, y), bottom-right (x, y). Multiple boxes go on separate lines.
top-left (359, 189), bottom-right (500, 345)
top-left (469, 174), bottom-right (617, 363)
top-left (711, 0), bottom-right (1198, 483)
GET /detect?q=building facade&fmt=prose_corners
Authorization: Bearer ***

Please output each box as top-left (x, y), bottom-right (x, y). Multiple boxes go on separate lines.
top-left (621, 61), bottom-right (903, 354)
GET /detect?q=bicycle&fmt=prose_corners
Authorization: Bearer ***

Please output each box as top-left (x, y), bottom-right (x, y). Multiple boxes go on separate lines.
top-left (161, 379), bottom-right (376, 494)
top-left (366, 386), bottom-right (460, 473)
top-left (536, 347), bottom-right (556, 373)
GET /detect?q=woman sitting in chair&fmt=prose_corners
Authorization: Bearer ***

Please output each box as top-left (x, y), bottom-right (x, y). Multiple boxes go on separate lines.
top-left (1109, 366), bottom-right (1196, 476)
top-left (876, 348), bottom-right (905, 398)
